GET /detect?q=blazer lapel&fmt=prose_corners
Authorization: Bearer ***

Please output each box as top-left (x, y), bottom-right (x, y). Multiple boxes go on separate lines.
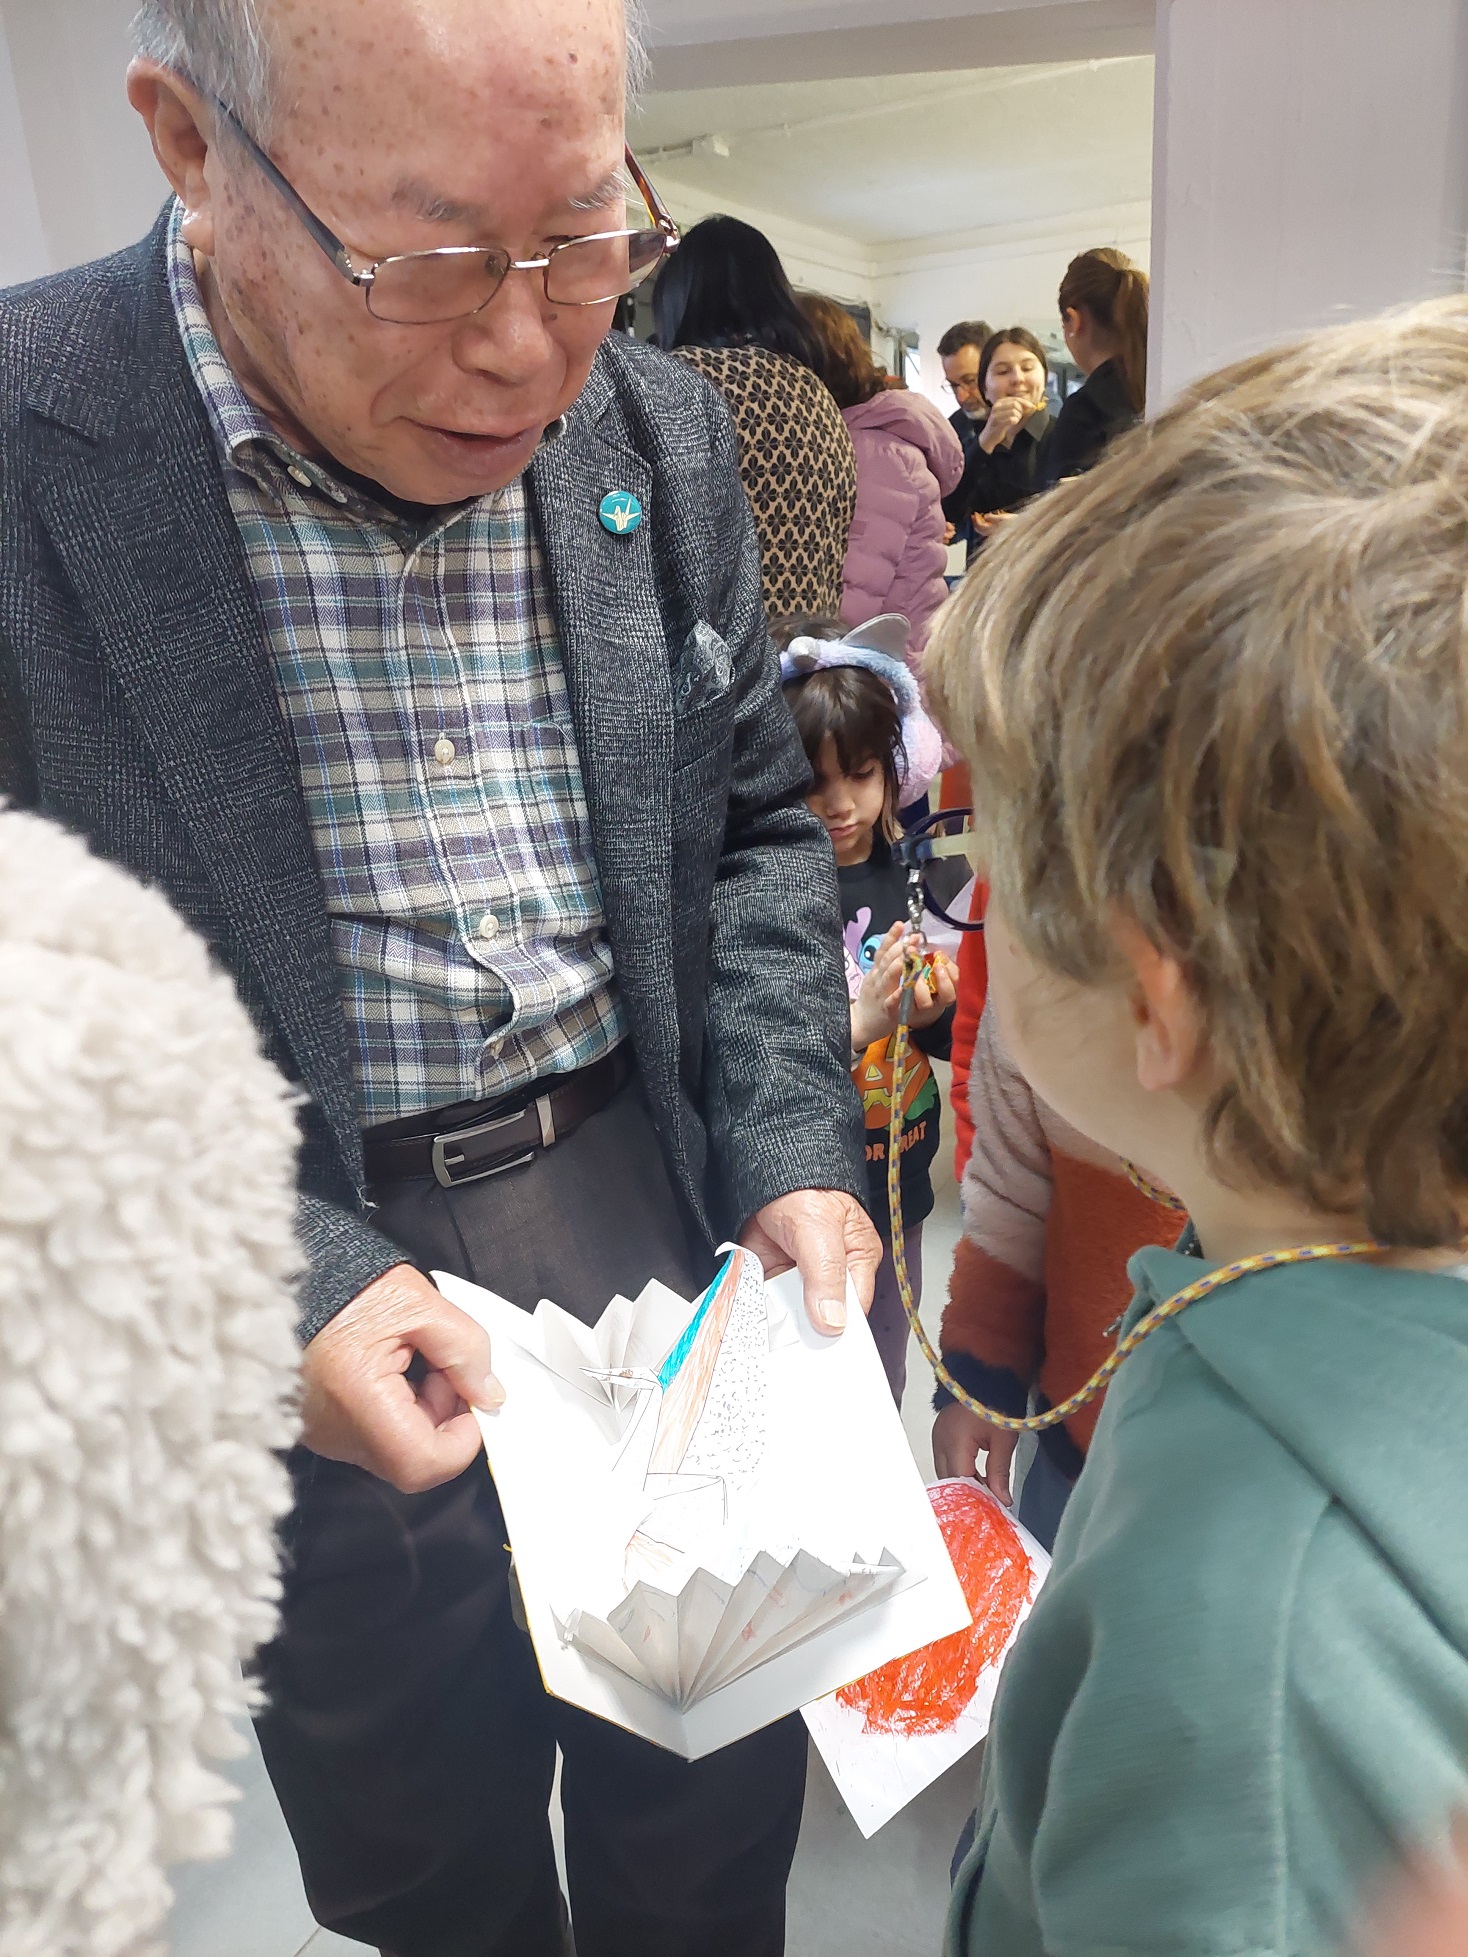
top-left (529, 369), bottom-right (682, 1162)
top-left (22, 231), bottom-right (362, 1170)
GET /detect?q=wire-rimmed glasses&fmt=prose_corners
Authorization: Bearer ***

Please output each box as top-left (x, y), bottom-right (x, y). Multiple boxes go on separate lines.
top-left (213, 99), bottom-right (680, 326)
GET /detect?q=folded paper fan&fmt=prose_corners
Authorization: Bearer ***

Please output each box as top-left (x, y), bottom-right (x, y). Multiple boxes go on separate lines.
top-left (435, 1251), bottom-right (971, 1761)
top-left (559, 1547), bottom-right (905, 1710)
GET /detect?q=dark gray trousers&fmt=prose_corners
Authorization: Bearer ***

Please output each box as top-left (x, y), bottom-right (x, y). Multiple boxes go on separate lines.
top-left (254, 1072), bottom-right (809, 1957)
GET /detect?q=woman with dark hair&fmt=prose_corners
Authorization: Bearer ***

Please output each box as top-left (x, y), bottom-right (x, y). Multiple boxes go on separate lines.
top-left (802, 294), bottom-right (963, 666)
top-left (653, 217), bottom-right (857, 616)
top-left (942, 326), bottom-right (1055, 558)
top-left (1044, 247), bottom-right (1150, 484)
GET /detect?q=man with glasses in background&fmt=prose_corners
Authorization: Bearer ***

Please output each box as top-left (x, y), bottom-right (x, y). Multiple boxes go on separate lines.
top-left (937, 318), bottom-right (994, 558)
top-left (0, 0), bottom-right (876, 1951)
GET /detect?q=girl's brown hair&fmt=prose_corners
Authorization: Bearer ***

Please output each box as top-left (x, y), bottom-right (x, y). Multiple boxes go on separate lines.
top-left (926, 296), bottom-right (1468, 1247)
top-left (1058, 248), bottom-right (1149, 414)
top-left (977, 327), bottom-right (1050, 402)
top-left (773, 613), bottom-right (904, 838)
top-left (801, 295), bottom-right (885, 411)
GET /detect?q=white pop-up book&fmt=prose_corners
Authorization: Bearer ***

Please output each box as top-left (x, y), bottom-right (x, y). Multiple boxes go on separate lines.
top-left (435, 1246), bottom-right (970, 1760)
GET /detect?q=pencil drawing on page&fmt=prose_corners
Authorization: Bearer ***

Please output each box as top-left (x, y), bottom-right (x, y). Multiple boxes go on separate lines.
top-left (532, 1246), bottom-right (903, 1711)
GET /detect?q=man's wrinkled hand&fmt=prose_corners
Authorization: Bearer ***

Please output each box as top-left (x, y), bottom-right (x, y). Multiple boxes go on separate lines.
top-left (300, 1264), bottom-right (504, 1494)
top-left (738, 1188), bottom-right (882, 1338)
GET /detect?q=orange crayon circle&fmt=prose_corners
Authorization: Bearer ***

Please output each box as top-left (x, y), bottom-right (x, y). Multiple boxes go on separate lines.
top-left (837, 1482), bottom-right (1033, 1737)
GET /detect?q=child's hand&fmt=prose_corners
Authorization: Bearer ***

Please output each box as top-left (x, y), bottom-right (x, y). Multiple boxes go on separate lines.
top-left (910, 947), bottom-right (957, 1029)
top-left (1359, 1816), bottom-right (1468, 1957)
top-left (850, 922), bottom-right (907, 1051)
top-left (932, 1401), bottom-right (1019, 1507)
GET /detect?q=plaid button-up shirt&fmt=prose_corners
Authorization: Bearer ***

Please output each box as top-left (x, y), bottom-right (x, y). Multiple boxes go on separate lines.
top-left (167, 210), bottom-right (625, 1122)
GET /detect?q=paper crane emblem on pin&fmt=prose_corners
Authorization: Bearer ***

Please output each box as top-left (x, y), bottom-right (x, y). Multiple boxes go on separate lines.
top-left (599, 490), bottom-right (644, 534)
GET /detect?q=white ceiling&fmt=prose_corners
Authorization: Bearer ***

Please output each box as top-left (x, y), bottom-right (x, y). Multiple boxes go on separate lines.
top-left (630, 56), bottom-right (1155, 249)
top-left (638, 0), bottom-right (1152, 90)
top-left (643, 0), bottom-right (1083, 44)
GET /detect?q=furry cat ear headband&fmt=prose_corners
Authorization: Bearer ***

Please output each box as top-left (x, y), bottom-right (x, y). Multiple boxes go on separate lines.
top-left (779, 614), bottom-right (945, 805)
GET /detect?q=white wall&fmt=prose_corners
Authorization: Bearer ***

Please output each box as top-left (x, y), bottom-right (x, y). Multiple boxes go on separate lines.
top-left (654, 171), bottom-right (880, 303)
top-left (1, 0), bottom-right (166, 278)
top-left (873, 199), bottom-right (1149, 400)
top-left (1149, 0), bottom-right (1468, 404)
top-left (0, 7), bottom-right (48, 287)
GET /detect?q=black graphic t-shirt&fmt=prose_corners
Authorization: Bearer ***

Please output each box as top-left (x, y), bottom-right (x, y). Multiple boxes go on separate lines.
top-left (837, 838), bottom-right (961, 1231)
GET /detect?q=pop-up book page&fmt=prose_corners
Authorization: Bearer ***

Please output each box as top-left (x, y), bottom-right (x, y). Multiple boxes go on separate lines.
top-left (803, 1478), bottom-right (1050, 1836)
top-left (435, 1247), bottom-right (970, 1760)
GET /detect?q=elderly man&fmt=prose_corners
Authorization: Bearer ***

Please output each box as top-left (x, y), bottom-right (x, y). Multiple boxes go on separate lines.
top-left (0, 0), bottom-right (878, 1951)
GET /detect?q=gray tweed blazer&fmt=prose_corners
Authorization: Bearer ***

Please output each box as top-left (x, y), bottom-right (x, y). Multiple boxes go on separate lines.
top-left (0, 210), bottom-right (865, 1339)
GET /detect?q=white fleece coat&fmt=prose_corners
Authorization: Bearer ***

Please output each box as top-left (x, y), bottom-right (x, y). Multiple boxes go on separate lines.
top-left (0, 810), bottom-right (302, 1957)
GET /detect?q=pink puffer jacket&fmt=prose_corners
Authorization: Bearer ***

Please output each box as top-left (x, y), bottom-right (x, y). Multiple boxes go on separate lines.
top-left (839, 390), bottom-right (965, 665)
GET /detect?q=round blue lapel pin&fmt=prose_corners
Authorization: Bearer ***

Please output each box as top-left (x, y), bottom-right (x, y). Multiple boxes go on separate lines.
top-left (599, 489), bottom-right (644, 535)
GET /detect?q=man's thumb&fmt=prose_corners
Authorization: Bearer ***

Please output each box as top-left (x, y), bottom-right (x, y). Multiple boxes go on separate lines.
top-left (413, 1301), bottom-right (503, 1411)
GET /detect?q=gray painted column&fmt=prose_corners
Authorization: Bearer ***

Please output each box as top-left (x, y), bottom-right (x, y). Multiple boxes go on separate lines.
top-left (1149, 0), bottom-right (1468, 404)
top-left (0, 0), bottom-right (167, 280)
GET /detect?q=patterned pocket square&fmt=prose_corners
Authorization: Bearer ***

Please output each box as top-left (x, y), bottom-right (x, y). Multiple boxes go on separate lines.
top-left (674, 620), bottom-right (734, 715)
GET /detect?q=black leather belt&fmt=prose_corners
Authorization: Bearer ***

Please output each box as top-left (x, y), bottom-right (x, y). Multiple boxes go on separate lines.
top-left (362, 1046), bottom-right (633, 1189)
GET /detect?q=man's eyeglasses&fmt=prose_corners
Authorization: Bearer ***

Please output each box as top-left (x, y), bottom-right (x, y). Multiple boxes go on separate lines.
top-left (212, 99), bottom-right (680, 327)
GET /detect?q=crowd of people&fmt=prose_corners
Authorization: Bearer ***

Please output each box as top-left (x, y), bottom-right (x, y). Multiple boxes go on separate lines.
top-left (643, 213), bottom-right (1160, 1478)
top-left (1, 1), bottom-right (1466, 1955)
top-left (648, 212), bottom-right (1149, 676)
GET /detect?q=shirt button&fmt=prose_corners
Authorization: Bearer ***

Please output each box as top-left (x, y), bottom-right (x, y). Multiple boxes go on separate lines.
top-left (286, 464), bottom-right (312, 488)
top-left (434, 736), bottom-right (456, 765)
top-left (477, 912), bottom-right (500, 942)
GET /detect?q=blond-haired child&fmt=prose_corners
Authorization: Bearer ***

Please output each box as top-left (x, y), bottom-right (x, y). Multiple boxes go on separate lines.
top-left (926, 299), bottom-right (1468, 1957)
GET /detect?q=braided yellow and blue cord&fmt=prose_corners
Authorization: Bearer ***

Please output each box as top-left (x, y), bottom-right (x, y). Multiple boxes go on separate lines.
top-left (886, 937), bottom-right (1383, 1432)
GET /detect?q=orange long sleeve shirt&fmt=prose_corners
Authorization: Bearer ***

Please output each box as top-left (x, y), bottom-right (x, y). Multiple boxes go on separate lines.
top-left (939, 1002), bottom-right (1180, 1463)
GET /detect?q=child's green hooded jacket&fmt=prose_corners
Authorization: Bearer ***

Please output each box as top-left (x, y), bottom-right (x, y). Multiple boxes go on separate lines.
top-left (947, 1247), bottom-right (1468, 1957)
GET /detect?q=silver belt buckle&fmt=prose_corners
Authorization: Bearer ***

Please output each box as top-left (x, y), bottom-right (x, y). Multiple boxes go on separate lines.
top-left (430, 1092), bottom-right (557, 1189)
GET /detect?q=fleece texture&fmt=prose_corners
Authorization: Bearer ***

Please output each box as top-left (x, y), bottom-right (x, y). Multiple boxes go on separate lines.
top-left (838, 390), bottom-right (965, 661)
top-left (0, 810), bottom-right (302, 1957)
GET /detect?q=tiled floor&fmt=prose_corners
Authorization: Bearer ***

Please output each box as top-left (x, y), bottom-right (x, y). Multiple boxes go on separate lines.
top-left (166, 1081), bottom-right (975, 1957)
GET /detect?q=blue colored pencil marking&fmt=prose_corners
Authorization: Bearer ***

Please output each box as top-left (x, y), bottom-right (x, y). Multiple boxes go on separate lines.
top-left (656, 1252), bottom-right (732, 1390)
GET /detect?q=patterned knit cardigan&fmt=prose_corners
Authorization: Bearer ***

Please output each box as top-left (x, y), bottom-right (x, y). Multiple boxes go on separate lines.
top-left (673, 342), bottom-right (857, 618)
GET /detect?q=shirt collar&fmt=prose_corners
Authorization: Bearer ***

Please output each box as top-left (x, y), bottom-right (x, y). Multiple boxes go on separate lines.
top-left (166, 204), bottom-right (566, 534)
top-left (166, 201), bottom-right (455, 528)
top-left (166, 199), bottom-right (292, 472)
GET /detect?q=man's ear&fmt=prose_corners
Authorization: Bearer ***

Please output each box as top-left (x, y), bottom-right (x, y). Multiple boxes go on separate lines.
top-left (1110, 914), bottom-right (1205, 1094)
top-left (126, 61), bottom-right (217, 256)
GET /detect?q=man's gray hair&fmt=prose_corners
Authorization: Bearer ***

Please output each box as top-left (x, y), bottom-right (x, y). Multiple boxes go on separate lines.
top-left (132, 0), bottom-right (649, 140)
top-left (131, 0), bottom-right (276, 133)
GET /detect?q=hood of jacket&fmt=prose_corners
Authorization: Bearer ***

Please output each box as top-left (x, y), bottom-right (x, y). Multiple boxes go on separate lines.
top-left (1128, 1244), bottom-right (1468, 1648)
top-left (843, 389), bottom-right (965, 495)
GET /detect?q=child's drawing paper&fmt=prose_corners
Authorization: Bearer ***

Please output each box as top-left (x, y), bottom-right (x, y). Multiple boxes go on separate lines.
top-left (436, 1249), bottom-right (970, 1760)
top-left (802, 1478), bottom-right (1050, 1836)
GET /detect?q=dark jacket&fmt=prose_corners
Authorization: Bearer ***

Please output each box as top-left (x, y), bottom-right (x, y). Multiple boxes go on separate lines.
top-left (1043, 357), bottom-right (1137, 485)
top-left (948, 405), bottom-right (983, 463)
top-left (945, 408), bottom-right (984, 550)
top-left (942, 409), bottom-right (1055, 538)
top-left (0, 210), bottom-right (866, 1342)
